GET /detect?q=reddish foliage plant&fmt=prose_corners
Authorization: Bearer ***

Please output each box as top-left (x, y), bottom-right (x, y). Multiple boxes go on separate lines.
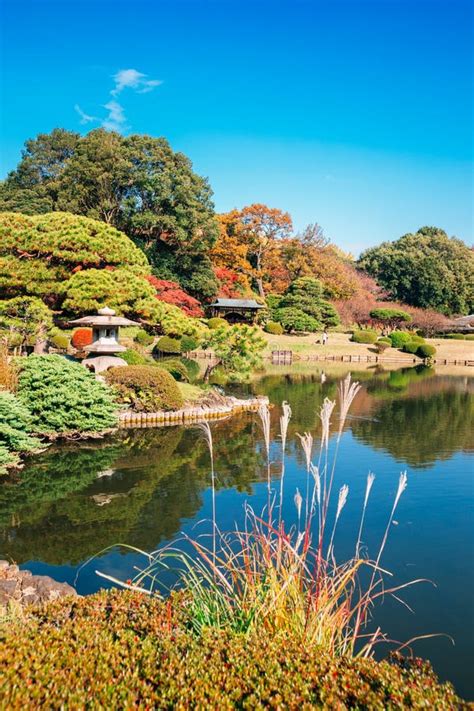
top-left (71, 328), bottom-right (93, 348)
top-left (146, 277), bottom-right (204, 317)
top-left (214, 267), bottom-right (243, 298)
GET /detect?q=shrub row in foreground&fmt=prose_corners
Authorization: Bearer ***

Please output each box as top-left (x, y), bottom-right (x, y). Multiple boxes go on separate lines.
top-left (0, 590), bottom-right (465, 709)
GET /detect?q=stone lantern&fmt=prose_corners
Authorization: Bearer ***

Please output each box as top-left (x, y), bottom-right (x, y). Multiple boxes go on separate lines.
top-left (69, 306), bottom-right (140, 373)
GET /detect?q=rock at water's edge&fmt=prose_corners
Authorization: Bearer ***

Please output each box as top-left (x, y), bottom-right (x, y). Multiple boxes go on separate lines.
top-left (0, 560), bottom-right (77, 608)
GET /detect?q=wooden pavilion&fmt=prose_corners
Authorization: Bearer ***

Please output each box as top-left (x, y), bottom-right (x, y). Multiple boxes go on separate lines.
top-left (209, 298), bottom-right (265, 323)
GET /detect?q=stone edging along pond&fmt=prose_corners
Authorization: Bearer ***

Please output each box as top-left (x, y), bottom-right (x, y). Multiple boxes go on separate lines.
top-left (118, 395), bottom-right (270, 428)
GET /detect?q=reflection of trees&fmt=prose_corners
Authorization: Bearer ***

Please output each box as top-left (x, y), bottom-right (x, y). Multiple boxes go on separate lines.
top-left (351, 388), bottom-right (473, 468)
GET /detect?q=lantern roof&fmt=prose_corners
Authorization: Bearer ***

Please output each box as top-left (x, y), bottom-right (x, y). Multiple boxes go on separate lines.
top-left (69, 307), bottom-right (140, 327)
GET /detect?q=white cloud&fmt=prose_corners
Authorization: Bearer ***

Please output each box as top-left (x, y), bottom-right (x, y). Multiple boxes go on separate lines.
top-left (75, 67), bottom-right (162, 133)
top-left (74, 104), bottom-right (97, 124)
top-left (111, 68), bottom-right (162, 96)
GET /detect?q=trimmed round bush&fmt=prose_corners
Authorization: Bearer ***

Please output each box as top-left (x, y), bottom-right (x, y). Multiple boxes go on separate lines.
top-left (154, 336), bottom-right (182, 355)
top-left (71, 328), bottom-right (93, 349)
top-left (159, 359), bottom-right (190, 382)
top-left (402, 341), bottom-right (420, 355)
top-left (105, 365), bottom-right (183, 412)
top-left (417, 344), bottom-right (436, 359)
top-left (121, 348), bottom-right (150, 366)
top-left (180, 335), bottom-right (199, 353)
top-left (134, 329), bottom-right (154, 347)
top-left (0, 590), bottom-right (465, 709)
top-left (207, 317), bottom-right (228, 330)
top-left (389, 331), bottom-right (412, 348)
top-left (264, 321), bottom-right (284, 335)
top-left (374, 341), bottom-right (390, 353)
top-left (351, 330), bottom-right (377, 344)
top-left (50, 333), bottom-right (70, 350)
top-left (16, 355), bottom-right (117, 433)
top-left (180, 356), bottom-right (200, 383)
top-left (378, 337), bottom-right (392, 344)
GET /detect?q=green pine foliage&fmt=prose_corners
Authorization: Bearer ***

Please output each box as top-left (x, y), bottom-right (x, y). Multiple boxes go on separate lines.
top-left (270, 277), bottom-right (340, 333)
top-left (0, 591), bottom-right (466, 709)
top-left (154, 336), bottom-right (182, 355)
top-left (180, 335), bottom-right (199, 353)
top-left (207, 317), bottom-right (228, 329)
top-left (204, 324), bottom-right (266, 382)
top-left (264, 321), bottom-right (284, 335)
top-left (0, 391), bottom-right (43, 474)
top-left (16, 355), bottom-right (117, 434)
top-left (105, 366), bottom-right (184, 412)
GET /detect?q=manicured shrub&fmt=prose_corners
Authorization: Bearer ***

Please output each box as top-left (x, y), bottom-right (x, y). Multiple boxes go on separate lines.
top-left (264, 321), bottom-right (284, 335)
top-left (273, 307), bottom-right (321, 333)
top-left (207, 317), bottom-right (228, 330)
top-left (50, 333), bottom-right (70, 350)
top-left (16, 355), bottom-right (117, 434)
top-left (389, 331), bottom-right (412, 348)
top-left (134, 329), bottom-right (154, 347)
top-left (154, 336), bottom-right (182, 355)
top-left (180, 335), bottom-right (199, 353)
top-left (0, 590), bottom-right (465, 709)
top-left (159, 359), bottom-right (190, 382)
top-left (71, 328), bottom-right (93, 349)
top-left (180, 357), bottom-right (200, 383)
top-left (351, 330), bottom-right (377, 344)
top-left (121, 348), bottom-right (150, 366)
top-left (443, 333), bottom-right (474, 340)
top-left (417, 344), bottom-right (436, 359)
top-left (378, 337), bottom-right (392, 344)
top-left (374, 341), bottom-right (390, 353)
top-left (467, 334), bottom-right (474, 341)
top-left (402, 341), bottom-right (420, 354)
top-left (0, 391), bottom-right (42, 473)
top-left (105, 365), bottom-right (183, 412)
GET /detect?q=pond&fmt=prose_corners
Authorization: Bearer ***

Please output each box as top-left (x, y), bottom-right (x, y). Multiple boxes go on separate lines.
top-left (0, 365), bottom-right (473, 698)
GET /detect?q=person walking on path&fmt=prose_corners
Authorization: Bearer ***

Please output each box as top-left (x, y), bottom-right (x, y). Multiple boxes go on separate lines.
top-left (322, 330), bottom-right (328, 346)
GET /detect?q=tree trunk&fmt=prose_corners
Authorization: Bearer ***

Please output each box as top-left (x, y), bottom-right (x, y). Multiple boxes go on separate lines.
top-left (204, 358), bottom-right (222, 383)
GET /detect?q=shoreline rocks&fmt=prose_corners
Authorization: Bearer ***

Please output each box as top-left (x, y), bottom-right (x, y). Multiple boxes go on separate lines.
top-left (0, 561), bottom-right (77, 609)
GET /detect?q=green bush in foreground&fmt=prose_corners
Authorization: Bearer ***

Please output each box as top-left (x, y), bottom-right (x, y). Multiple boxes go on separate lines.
top-left (105, 365), bottom-right (183, 412)
top-left (0, 391), bottom-right (43, 473)
top-left (153, 335), bottom-right (182, 355)
top-left (16, 355), bottom-right (117, 434)
top-left (264, 320), bottom-right (284, 335)
top-left (402, 341), bottom-right (420, 355)
top-left (389, 330), bottom-right (412, 348)
top-left (0, 590), bottom-right (465, 709)
top-left (351, 330), bottom-right (378, 344)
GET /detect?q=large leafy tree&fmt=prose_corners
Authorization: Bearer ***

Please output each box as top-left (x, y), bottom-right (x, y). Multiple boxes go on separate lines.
top-left (0, 129), bottom-right (219, 300)
top-left (358, 227), bottom-right (474, 316)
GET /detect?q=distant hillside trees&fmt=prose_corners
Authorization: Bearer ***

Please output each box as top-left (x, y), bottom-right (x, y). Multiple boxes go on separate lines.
top-left (0, 128), bottom-right (219, 301)
top-left (358, 227), bottom-right (474, 316)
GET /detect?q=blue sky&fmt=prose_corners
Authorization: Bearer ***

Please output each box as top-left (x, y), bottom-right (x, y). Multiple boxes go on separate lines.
top-left (0, 0), bottom-right (472, 254)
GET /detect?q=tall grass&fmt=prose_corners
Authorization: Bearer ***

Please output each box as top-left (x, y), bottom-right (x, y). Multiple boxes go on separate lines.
top-left (97, 374), bottom-right (429, 658)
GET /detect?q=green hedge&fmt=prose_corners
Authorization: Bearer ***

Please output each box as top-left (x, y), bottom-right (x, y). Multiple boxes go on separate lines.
top-left (105, 365), bottom-right (183, 412)
top-left (264, 321), bottom-right (284, 335)
top-left (443, 333), bottom-right (474, 340)
top-left (351, 330), bottom-right (378, 344)
top-left (0, 591), bottom-right (465, 709)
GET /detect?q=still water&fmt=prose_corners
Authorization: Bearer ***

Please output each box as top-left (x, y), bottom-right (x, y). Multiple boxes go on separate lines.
top-left (1, 365), bottom-right (473, 697)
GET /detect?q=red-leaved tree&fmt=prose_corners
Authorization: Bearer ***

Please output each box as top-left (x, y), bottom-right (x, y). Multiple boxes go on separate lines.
top-left (145, 276), bottom-right (204, 317)
top-left (71, 328), bottom-right (93, 348)
top-left (214, 267), bottom-right (243, 298)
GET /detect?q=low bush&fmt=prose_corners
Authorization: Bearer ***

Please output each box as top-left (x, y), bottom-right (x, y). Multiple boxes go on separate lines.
top-left (134, 329), bottom-right (154, 347)
top-left (443, 333), bottom-right (474, 340)
top-left (207, 317), bottom-right (228, 330)
top-left (264, 321), bottom-right (284, 335)
top-left (389, 331), bottom-right (412, 348)
top-left (121, 348), bottom-right (151, 366)
top-left (378, 337), bottom-right (392, 344)
top-left (16, 355), bottom-right (117, 434)
top-left (351, 330), bottom-right (377, 344)
top-left (417, 344), bottom-right (436, 359)
top-left (105, 365), bottom-right (183, 412)
top-left (71, 328), bottom-right (93, 349)
top-left (0, 590), bottom-right (465, 709)
top-left (159, 359), bottom-right (190, 382)
top-left (0, 391), bottom-right (42, 473)
top-left (50, 333), bottom-right (70, 350)
top-left (273, 307), bottom-right (321, 333)
top-left (180, 335), bottom-right (199, 353)
top-left (402, 341), bottom-right (420, 355)
top-left (180, 357), bottom-right (200, 383)
top-left (153, 336), bottom-right (182, 355)
top-left (374, 341), bottom-right (390, 353)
